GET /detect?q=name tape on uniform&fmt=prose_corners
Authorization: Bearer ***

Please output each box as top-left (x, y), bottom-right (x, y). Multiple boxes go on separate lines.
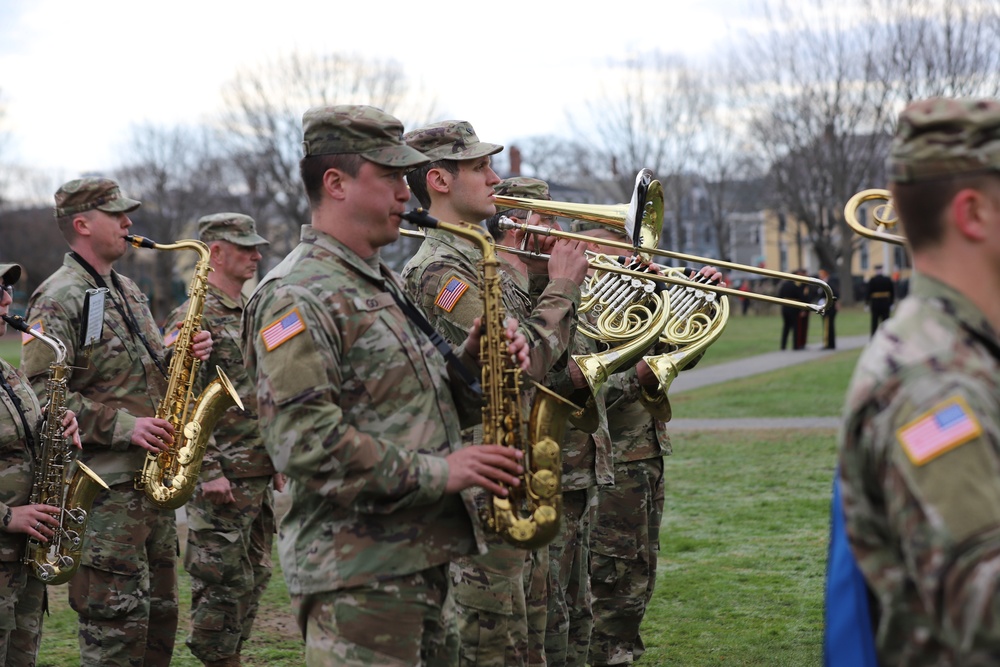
top-left (434, 276), bottom-right (469, 313)
top-left (897, 396), bottom-right (982, 466)
top-left (21, 320), bottom-right (43, 345)
top-left (260, 308), bottom-right (306, 352)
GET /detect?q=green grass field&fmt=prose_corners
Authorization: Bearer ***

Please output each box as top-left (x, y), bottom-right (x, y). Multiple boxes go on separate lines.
top-left (13, 303), bottom-right (848, 665)
top-left (696, 306), bottom-right (869, 367)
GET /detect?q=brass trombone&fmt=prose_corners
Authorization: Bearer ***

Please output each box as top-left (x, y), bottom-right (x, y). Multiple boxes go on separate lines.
top-left (844, 189), bottom-right (906, 246)
top-left (487, 196), bottom-right (834, 314)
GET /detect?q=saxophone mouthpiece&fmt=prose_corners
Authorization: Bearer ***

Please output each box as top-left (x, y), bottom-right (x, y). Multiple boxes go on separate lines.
top-left (401, 209), bottom-right (439, 229)
top-left (124, 235), bottom-right (157, 249)
top-left (0, 314), bottom-right (29, 332)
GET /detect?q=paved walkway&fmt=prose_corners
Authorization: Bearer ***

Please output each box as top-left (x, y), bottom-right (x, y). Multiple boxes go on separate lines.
top-left (667, 333), bottom-right (869, 432)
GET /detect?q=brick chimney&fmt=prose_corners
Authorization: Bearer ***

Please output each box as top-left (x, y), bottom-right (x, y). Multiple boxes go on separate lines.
top-left (508, 145), bottom-right (522, 176)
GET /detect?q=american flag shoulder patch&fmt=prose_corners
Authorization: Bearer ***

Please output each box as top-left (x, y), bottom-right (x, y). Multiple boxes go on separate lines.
top-left (163, 328), bottom-right (180, 348)
top-left (897, 396), bottom-right (983, 466)
top-left (21, 320), bottom-right (43, 345)
top-left (260, 308), bottom-right (306, 352)
top-left (434, 276), bottom-right (470, 313)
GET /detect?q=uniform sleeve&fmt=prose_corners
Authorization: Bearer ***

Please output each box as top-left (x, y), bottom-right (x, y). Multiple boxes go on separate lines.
top-left (244, 285), bottom-right (450, 513)
top-left (878, 375), bottom-right (1000, 652)
top-left (21, 295), bottom-right (135, 451)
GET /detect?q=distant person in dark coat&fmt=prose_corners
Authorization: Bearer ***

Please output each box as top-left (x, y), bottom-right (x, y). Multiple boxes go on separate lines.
top-left (818, 268), bottom-right (840, 349)
top-left (779, 272), bottom-right (806, 350)
top-left (866, 265), bottom-right (895, 336)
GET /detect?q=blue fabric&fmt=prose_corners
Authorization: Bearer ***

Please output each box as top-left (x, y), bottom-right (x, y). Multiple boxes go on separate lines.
top-left (824, 469), bottom-right (879, 667)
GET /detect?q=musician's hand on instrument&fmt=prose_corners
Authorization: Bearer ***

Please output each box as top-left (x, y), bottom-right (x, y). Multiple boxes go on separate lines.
top-left (6, 504), bottom-right (60, 541)
top-left (504, 319), bottom-right (531, 372)
top-left (636, 361), bottom-right (661, 388)
top-left (201, 475), bottom-right (235, 505)
top-left (697, 266), bottom-right (724, 286)
top-left (569, 358), bottom-right (589, 389)
top-left (548, 238), bottom-right (589, 286)
top-left (191, 329), bottom-right (213, 362)
top-left (444, 445), bottom-right (523, 496)
top-left (131, 417), bottom-right (175, 453)
top-left (464, 317), bottom-right (484, 362)
top-left (273, 473), bottom-right (287, 493)
top-left (61, 409), bottom-right (83, 449)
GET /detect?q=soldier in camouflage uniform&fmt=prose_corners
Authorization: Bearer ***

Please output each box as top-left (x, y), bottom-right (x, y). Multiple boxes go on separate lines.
top-left (163, 213), bottom-right (277, 667)
top-left (401, 126), bottom-right (590, 666)
top-left (241, 105), bottom-right (530, 667)
top-left (839, 97), bottom-right (1000, 663)
top-left (488, 179), bottom-right (615, 667)
top-left (0, 262), bottom-right (82, 667)
top-left (490, 187), bottom-right (616, 667)
top-left (575, 225), bottom-right (721, 666)
top-left (20, 178), bottom-right (213, 667)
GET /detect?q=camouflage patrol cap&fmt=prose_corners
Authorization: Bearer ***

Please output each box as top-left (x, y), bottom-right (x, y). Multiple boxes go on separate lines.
top-left (494, 177), bottom-right (550, 201)
top-left (0, 263), bottom-right (21, 286)
top-left (403, 120), bottom-right (503, 162)
top-left (198, 212), bottom-right (269, 247)
top-left (301, 105), bottom-right (430, 168)
top-left (888, 97), bottom-right (1000, 183)
top-left (53, 177), bottom-right (141, 218)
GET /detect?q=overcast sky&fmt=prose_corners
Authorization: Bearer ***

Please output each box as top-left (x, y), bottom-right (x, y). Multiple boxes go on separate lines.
top-left (0, 0), bottom-right (759, 181)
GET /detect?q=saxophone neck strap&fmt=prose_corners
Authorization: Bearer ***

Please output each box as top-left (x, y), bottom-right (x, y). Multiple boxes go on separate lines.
top-left (383, 283), bottom-right (482, 398)
top-left (69, 252), bottom-right (168, 378)
top-left (0, 373), bottom-right (36, 455)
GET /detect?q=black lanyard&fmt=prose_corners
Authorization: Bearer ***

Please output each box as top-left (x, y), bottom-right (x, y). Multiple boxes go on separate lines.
top-left (383, 279), bottom-right (482, 397)
top-left (0, 371), bottom-right (36, 456)
top-left (69, 252), bottom-right (168, 378)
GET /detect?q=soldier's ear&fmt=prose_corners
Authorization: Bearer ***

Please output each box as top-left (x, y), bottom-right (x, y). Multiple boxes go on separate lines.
top-left (323, 168), bottom-right (348, 201)
top-left (72, 213), bottom-right (92, 238)
top-left (951, 188), bottom-right (990, 242)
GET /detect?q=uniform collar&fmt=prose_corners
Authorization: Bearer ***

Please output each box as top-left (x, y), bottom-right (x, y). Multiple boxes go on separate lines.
top-left (911, 271), bottom-right (1000, 349)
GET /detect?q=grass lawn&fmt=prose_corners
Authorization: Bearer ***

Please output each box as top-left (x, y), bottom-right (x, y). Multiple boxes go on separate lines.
top-left (672, 348), bottom-right (862, 419)
top-left (697, 306), bottom-right (869, 367)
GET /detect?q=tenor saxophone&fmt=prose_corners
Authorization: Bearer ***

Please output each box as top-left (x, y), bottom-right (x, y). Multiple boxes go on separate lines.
top-left (2, 314), bottom-right (109, 584)
top-left (126, 235), bottom-right (244, 510)
top-left (402, 209), bottom-right (576, 550)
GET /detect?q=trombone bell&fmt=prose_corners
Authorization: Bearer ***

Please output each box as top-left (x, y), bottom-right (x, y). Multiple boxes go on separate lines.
top-left (844, 189), bottom-right (906, 246)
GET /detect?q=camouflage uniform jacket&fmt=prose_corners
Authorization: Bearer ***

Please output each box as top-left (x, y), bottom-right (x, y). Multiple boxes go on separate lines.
top-left (605, 370), bottom-right (671, 463)
top-left (839, 273), bottom-right (1000, 664)
top-left (241, 225), bottom-right (487, 595)
top-left (401, 228), bottom-right (581, 384)
top-left (22, 254), bottom-right (166, 486)
top-left (0, 359), bottom-right (41, 561)
top-left (164, 283), bottom-right (275, 481)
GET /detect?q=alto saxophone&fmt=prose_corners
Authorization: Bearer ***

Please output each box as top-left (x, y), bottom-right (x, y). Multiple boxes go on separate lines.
top-left (126, 235), bottom-right (244, 510)
top-left (402, 209), bottom-right (576, 550)
top-left (2, 314), bottom-right (109, 584)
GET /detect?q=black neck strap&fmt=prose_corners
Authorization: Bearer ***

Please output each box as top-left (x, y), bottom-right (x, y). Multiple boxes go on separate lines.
top-left (0, 372), bottom-right (36, 455)
top-left (70, 252), bottom-right (168, 378)
top-left (382, 279), bottom-right (482, 397)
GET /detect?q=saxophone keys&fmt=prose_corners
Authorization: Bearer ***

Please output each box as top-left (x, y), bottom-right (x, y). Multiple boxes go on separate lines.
top-left (531, 437), bottom-right (559, 467)
top-left (530, 470), bottom-right (559, 500)
top-left (506, 518), bottom-right (537, 543)
top-left (532, 505), bottom-right (558, 528)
